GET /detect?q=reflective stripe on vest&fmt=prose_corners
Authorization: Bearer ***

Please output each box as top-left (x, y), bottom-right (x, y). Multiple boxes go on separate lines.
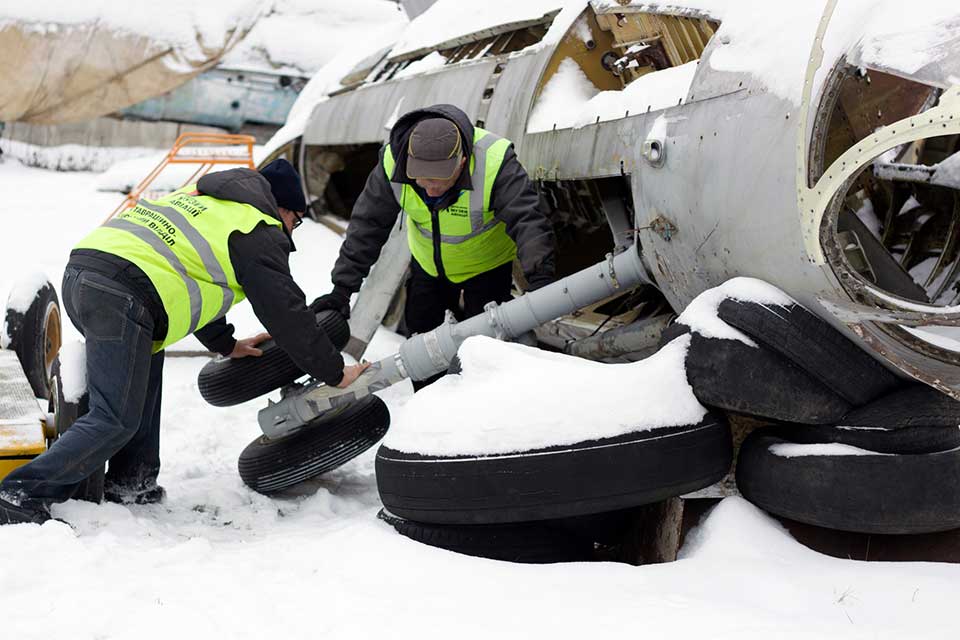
top-left (75, 186), bottom-right (281, 351)
top-left (383, 128), bottom-right (517, 282)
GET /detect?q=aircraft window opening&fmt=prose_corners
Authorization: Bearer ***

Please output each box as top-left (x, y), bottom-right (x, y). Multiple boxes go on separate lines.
top-left (301, 143), bottom-right (382, 224)
top-left (369, 15), bottom-right (555, 85)
top-left (491, 32), bottom-right (517, 56)
top-left (434, 22), bottom-right (551, 65)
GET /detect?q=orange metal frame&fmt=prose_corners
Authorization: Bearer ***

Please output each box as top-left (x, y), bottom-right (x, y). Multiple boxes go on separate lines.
top-left (106, 132), bottom-right (257, 222)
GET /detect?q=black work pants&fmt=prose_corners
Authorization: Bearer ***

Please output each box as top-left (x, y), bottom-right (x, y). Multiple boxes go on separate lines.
top-left (0, 267), bottom-right (163, 505)
top-left (404, 260), bottom-right (513, 391)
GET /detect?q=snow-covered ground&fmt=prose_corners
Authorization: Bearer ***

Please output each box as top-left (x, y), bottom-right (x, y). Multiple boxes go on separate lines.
top-left (1, 157), bottom-right (960, 639)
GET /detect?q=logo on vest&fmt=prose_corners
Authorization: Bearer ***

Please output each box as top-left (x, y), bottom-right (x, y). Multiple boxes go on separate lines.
top-left (445, 204), bottom-right (469, 218)
top-left (171, 194), bottom-right (208, 217)
top-left (125, 206), bottom-right (177, 247)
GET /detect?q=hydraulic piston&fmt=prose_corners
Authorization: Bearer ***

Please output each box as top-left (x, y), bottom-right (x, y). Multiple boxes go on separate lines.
top-left (258, 247), bottom-right (653, 438)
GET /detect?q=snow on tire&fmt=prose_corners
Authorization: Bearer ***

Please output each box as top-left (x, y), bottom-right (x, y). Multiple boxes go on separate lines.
top-left (4, 275), bottom-right (61, 399)
top-left (238, 394), bottom-right (390, 494)
top-left (377, 509), bottom-right (594, 564)
top-left (198, 310), bottom-right (350, 407)
top-left (375, 413), bottom-right (732, 525)
top-left (736, 429), bottom-right (960, 534)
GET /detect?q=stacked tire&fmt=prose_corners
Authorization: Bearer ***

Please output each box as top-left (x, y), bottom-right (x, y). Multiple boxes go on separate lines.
top-left (673, 297), bottom-right (960, 535)
top-left (736, 385), bottom-right (960, 534)
top-left (375, 414), bottom-right (734, 562)
top-left (665, 299), bottom-right (901, 425)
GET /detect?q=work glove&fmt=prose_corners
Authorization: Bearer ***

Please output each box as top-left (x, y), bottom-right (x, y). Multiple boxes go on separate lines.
top-left (309, 287), bottom-right (351, 319)
top-left (525, 273), bottom-right (554, 292)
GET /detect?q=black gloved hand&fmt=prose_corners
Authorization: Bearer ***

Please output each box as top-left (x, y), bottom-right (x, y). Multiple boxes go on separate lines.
top-left (525, 273), bottom-right (554, 292)
top-left (309, 287), bottom-right (351, 319)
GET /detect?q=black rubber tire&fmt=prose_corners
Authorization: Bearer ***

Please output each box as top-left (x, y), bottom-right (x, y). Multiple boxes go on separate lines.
top-left (49, 356), bottom-right (104, 503)
top-left (766, 384), bottom-right (960, 455)
top-left (716, 299), bottom-right (902, 406)
top-left (198, 310), bottom-right (350, 407)
top-left (376, 413), bottom-right (732, 525)
top-left (238, 394), bottom-right (390, 493)
top-left (680, 326), bottom-right (852, 424)
top-left (5, 279), bottom-right (61, 399)
top-left (841, 383), bottom-right (960, 429)
top-left (736, 429), bottom-right (960, 534)
top-left (377, 509), bottom-right (594, 564)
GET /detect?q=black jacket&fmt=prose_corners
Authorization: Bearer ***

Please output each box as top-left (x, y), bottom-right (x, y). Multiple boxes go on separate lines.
top-left (330, 104), bottom-right (556, 296)
top-left (70, 168), bottom-right (345, 386)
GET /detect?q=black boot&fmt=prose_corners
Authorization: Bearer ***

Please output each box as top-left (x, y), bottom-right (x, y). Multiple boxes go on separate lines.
top-left (0, 494), bottom-right (51, 525)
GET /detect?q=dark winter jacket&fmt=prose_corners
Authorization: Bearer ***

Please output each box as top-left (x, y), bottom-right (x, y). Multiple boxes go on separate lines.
top-left (69, 168), bottom-right (345, 386)
top-left (330, 104), bottom-right (556, 296)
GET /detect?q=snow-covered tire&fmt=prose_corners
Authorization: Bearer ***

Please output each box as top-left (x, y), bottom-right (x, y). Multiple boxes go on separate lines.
top-left (4, 278), bottom-right (61, 399)
top-left (198, 310), bottom-right (350, 407)
top-left (736, 429), bottom-right (960, 534)
top-left (375, 413), bottom-right (732, 525)
top-left (49, 355), bottom-right (103, 503)
top-left (715, 300), bottom-right (901, 406)
top-left (377, 509), bottom-right (594, 563)
top-left (238, 395), bottom-right (390, 493)
top-left (676, 326), bottom-right (851, 424)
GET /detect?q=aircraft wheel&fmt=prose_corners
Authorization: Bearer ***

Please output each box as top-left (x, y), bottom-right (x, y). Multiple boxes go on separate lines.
top-left (376, 413), bottom-right (731, 525)
top-left (736, 428), bottom-right (960, 534)
top-left (198, 310), bottom-right (349, 407)
top-left (4, 276), bottom-right (61, 399)
top-left (238, 395), bottom-right (389, 493)
top-left (377, 509), bottom-right (594, 564)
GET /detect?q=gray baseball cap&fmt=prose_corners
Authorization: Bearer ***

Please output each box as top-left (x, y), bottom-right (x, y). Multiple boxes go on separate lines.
top-left (406, 118), bottom-right (463, 180)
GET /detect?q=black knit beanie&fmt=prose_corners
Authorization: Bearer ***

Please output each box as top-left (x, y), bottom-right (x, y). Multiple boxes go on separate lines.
top-left (260, 159), bottom-right (306, 213)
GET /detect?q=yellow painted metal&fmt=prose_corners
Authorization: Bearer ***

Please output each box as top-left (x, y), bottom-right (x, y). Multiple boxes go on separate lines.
top-left (537, 7), bottom-right (621, 95)
top-left (0, 456), bottom-right (39, 481)
top-left (594, 11), bottom-right (717, 68)
top-left (0, 420), bottom-right (46, 482)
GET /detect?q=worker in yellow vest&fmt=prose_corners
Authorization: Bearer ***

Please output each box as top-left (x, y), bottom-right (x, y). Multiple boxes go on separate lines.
top-left (0, 159), bottom-right (367, 525)
top-left (311, 105), bottom-right (557, 390)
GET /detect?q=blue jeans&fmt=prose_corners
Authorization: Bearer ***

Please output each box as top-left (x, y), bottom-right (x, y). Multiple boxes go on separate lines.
top-left (0, 267), bottom-right (164, 504)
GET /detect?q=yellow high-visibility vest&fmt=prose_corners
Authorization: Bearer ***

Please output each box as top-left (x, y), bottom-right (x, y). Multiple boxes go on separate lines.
top-left (75, 186), bottom-right (281, 351)
top-left (383, 128), bottom-right (516, 283)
